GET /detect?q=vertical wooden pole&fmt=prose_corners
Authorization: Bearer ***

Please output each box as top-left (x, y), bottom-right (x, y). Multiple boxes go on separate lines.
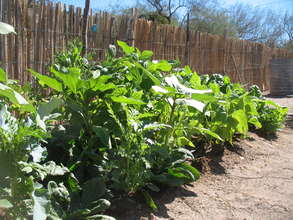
top-left (184, 13), bottom-right (190, 66)
top-left (81, 0), bottom-right (90, 56)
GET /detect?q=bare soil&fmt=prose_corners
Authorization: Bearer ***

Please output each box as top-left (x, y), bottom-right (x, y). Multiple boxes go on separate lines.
top-left (114, 97), bottom-right (293, 220)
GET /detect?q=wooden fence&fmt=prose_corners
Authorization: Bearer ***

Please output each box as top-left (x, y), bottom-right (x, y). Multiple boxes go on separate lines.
top-left (0, 0), bottom-right (292, 90)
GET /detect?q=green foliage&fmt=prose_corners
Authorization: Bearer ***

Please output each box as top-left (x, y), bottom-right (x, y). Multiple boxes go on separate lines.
top-left (0, 39), bottom-right (288, 219)
top-left (256, 100), bottom-right (288, 135)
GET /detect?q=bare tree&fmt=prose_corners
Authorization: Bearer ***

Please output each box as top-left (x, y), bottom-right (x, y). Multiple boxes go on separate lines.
top-left (227, 3), bottom-right (284, 47)
top-left (187, 0), bottom-right (237, 36)
top-left (283, 12), bottom-right (293, 41)
top-left (143, 0), bottom-right (186, 23)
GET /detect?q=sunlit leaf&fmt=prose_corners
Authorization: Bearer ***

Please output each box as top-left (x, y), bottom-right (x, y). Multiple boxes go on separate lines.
top-left (141, 50), bottom-right (153, 59)
top-left (117, 40), bottom-right (135, 55)
top-left (141, 190), bottom-right (158, 211)
top-left (165, 75), bottom-right (212, 95)
top-left (30, 69), bottom-right (63, 92)
top-left (148, 60), bottom-right (172, 72)
top-left (177, 136), bottom-right (195, 147)
top-left (0, 82), bottom-right (35, 112)
top-left (176, 98), bottom-right (205, 112)
top-left (51, 67), bottom-right (81, 93)
top-left (151, 85), bottom-right (169, 94)
top-left (0, 68), bottom-right (7, 83)
top-left (0, 199), bottom-right (13, 209)
top-left (231, 109), bottom-right (248, 134)
top-left (0, 22), bottom-right (16, 34)
top-left (111, 96), bottom-right (146, 105)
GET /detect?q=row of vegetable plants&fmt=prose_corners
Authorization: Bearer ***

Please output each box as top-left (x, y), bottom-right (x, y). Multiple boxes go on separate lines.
top-left (0, 23), bottom-right (288, 220)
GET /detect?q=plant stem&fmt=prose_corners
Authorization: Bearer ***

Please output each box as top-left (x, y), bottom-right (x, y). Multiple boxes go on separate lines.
top-left (164, 98), bottom-right (176, 148)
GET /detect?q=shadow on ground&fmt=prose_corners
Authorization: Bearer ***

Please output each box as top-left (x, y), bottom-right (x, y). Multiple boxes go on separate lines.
top-left (286, 114), bottom-right (293, 129)
top-left (110, 187), bottom-right (198, 220)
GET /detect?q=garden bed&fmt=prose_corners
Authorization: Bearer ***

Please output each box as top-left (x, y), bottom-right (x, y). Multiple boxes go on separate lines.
top-left (114, 97), bottom-right (293, 220)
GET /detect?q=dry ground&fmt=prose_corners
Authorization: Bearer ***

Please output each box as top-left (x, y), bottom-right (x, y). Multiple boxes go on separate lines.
top-left (115, 97), bottom-right (293, 220)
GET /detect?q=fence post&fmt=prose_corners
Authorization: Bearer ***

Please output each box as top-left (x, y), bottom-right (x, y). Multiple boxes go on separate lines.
top-left (131, 8), bottom-right (137, 47)
top-left (81, 0), bottom-right (90, 56)
top-left (184, 13), bottom-right (190, 66)
top-left (223, 29), bottom-right (227, 74)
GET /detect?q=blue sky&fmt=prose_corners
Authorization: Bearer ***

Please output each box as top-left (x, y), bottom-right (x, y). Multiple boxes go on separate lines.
top-left (57, 0), bottom-right (293, 12)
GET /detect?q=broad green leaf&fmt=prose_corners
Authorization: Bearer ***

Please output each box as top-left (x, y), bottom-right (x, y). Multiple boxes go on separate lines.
top-left (178, 163), bottom-right (200, 181)
top-left (92, 70), bottom-right (101, 79)
top-left (152, 173), bottom-right (186, 186)
top-left (111, 96), bottom-right (146, 105)
top-left (0, 83), bottom-right (28, 105)
top-left (67, 173), bottom-right (81, 192)
top-left (191, 93), bottom-right (217, 102)
top-left (117, 40), bottom-right (135, 55)
top-left (231, 109), bottom-right (248, 134)
top-left (38, 96), bottom-right (63, 119)
top-left (32, 185), bottom-right (63, 220)
top-left (88, 75), bottom-right (115, 92)
top-left (136, 112), bottom-right (156, 119)
top-left (153, 163), bottom-right (200, 187)
top-left (0, 22), bottom-right (16, 34)
top-left (31, 145), bottom-right (47, 163)
top-left (30, 69), bottom-right (63, 92)
top-left (141, 190), bottom-right (158, 211)
top-left (184, 65), bottom-right (193, 74)
top-left (51, 67), bottom-right (81, 93)
top-left (248, 117), bottom-right (262, 128)
top-left (148, 60), bottom-right (172, 72)
top-left (0, 199), bottom-right (13, 209)
top-left (209, 82), bottom-right (220, 94)
top-left (165, 75), bottom-right (212, 95)
top-left (0, 82), bottom-right (35, 112)
top-left (177, 136), bottom-right (195, 147)
top-left (97, 83), bottom-right (116, 92)
top-left (196, 127), bottom-right (223, 141)
top-left (141, 50), bottom-right (153, 59)
top-left (151, 85), bottom-right (169, 94)
top-left (259, 99), bottom-right (286, 109)
top-left (0, 68), bottom-right (7, 83)
top-left (143, 122), bottom-right (171, 131)
top-left (48, 164), bottom-right (68, 176)
top-left (176, 98), bottom-right (205, 112)
top-left (93, 126), bottom-right (110, 146)
top-left (131, 90), bottom-right (143, 100)
top-left (135, 63), bottom-right (161, 85)
top-left (189, 69), bottom-right (201, 86)
top-left (36, 114), bottom-right (46, 131)
top-left (90, 199), bottom-right (111, 214)
top-left (223, 75), bottom-right (231, 84)
top-left (32, 188), bottom-right (50, 220)
top-left (81, 178), bottom-right (106, 206)
top-left (175, 148), bottom-right (194, 160)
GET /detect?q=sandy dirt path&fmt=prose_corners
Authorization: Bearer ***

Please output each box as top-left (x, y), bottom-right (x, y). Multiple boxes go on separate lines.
top-left (117, 97), bottom-right (293, 220)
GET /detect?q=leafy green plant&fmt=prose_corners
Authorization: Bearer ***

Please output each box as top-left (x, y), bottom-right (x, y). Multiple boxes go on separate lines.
top-left (256, 100), bottom-right (288, 136)
top-left (0, 23), bottom-right (114, 220)
top-left (29, 41), bottom-right (207, 211)
top-left (0, 31), bottom-right (288, 219)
